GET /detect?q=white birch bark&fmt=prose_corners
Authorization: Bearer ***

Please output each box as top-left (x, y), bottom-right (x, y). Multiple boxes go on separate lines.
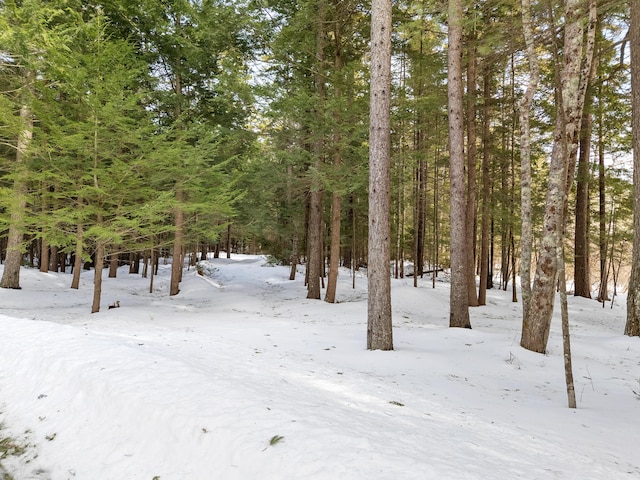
top-left (517, 0), bottom-right (539, 319)
top-left (522, 0), bottom-right (597, 353)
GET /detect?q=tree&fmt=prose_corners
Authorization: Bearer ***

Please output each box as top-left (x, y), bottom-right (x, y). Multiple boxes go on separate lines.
top-left (306, 0), bottom-right (327, 301)
top-left (367, 0), bottom-right (393, 350)
top-left (466, 28), bottom-right (479, 308)
top-left (0, 1), bottom-right (40, 289)
top-left (626, 0), bottom-right (640, 337)
top-left (521, 0), bottom-right (597, 353)
top-left (517, 0), bottom-right (538, 317)
top-left (447, 0), bottom-right (471, 329)
top-left (0, 103), bottom-right (32, 289)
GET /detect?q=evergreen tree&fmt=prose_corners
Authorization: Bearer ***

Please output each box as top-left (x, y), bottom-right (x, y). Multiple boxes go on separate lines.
top-left (367, 0), bottom-right (393, 350)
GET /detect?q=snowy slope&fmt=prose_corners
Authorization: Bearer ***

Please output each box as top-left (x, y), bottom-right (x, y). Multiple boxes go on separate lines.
top-left (0, 255), bottom-right (638, 479)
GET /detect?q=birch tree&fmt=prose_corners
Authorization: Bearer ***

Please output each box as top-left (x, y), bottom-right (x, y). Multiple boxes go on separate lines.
top-left (521, 0), bottom-right (597, 353)
top-left (517, 0), bottom-right (539, 319)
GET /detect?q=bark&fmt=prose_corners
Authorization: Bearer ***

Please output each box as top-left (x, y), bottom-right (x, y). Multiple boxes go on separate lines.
top-left (149, 248), bottom-right (156, 294)
top-left (367, 0), bottom-right (393, 350)
top-left (522, 0), bottom-right (597, 353)
top-left (0, 104), bottom-right (32, 289)
top-left (306, 0), bottom-right (326, 300)
top-left (597, 97), bottom-right (608, 302)
top-left (71, 223), bottom-right (83, 289)
top-left (466, 36), bottom-right (479, 307)
top-left (478, 63), bottom-right (492, 306)
top-left (289, 231), bottom-right (299, 281)
top-left (325, 192), bottom-right (341, 303)
top-left (170, 188), bottom-right (184, 296)
top-left (447, 0), bottom-right (471, 328)
top-left (574, 94), bottom-right (593, 299)
top-left (91, 241), bottom-right (105, 313)
top-left (559, 250), bottom-right (577, 408)
top-left (108, 248), bottom-right (119, 278)
top-left (414, 158), bottom-right (427, 284)
top-left (518, 0), bottom-right (539, 318)
top-left (49, 245), bottom-right (59, 272)
top-left (626, 0), bottom-right (640, 336)
top-left (325, 14), bottom-right (344, 304)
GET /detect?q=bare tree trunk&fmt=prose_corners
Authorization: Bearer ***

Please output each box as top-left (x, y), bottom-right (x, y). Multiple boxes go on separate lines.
top-left (149, 248), bottom-right (156, 294)
top-left (48, 245), bottom-right (59, 272)
top-left (558, 248), bottom-right (577, 408)
top-left (522, 0), bottom-right (596, 353)
top-left (466, 34), bottom-right (479, 307)
top-left (170, 188), bottom-right (184, 296)
top-left (518, 0), bottom-right (539, 319)
top-left (626, 0), bottom-right (640, 336)
top-left (142, 250), bottom-right (149, 279)
top-left (367, 0), bottom-right (393, 350)
top-left (597, 127), bottom-right (609, 303)
top-left (325, 191), bottom-right (341, 303)
top-left (447, 0), bottom-right (471, 328)
top-left (91, 241), bottom-right (105, 313)
top-left (414, 158), bottom-right (426, 285)
top-left (40, 237), bottom-right (49, 273)
top-left (289, 231), bottom-right (299, 281)
top-left (71, 223), bottom-right (83, 289)
top-left (306, 0), bottom-right (326, 300)
top-left (574, 79), bottom-right (595, 298)
top-left (478, 62), bottom-right (492, 306)
top-left (109, 248), bottom-right (119, 278)
top-left (0, 104), bottom-right (32, 289)
top-left (325, 14), bottom-right (344, 304)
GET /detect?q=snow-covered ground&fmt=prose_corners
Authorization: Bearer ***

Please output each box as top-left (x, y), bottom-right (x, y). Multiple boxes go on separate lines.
top-left (0, 254), bottom-right (638, 479)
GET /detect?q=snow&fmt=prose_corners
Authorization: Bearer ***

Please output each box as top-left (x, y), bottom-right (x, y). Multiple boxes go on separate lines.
top-left (0, 254), bottom-right (638, 479)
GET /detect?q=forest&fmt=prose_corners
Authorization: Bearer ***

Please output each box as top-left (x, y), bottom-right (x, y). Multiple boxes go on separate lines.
top-left (1, 0), bottom-right (639, 356)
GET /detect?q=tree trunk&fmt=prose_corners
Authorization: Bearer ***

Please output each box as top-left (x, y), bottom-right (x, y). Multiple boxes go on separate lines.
top-left (325, 192), bottom-right (341, 303)
top-left (91, 242), bottom-right (105, 313)
top-left (367, 0), bottom-right (393, 350)
top-left (149, 248), bottom-right (156, 294)
top-left (597, 80), bottom-right (609, 303)
top-left (170, 188), bottom-right (184, 296)
top-left (306, 0), bottom-right (326, 300)
top-left (574, 84), bottom-right (594, 298)
top-left (466, 33), bottom-right (479, 307)
top-left (71, 223), bottom-right (83, 289)
top-left (559, 248), bottom-right (577, 408)
top-left (478, 63), bottom-right (492, 306)
top-left (0, 104), bottom-right (32, 289)
top-left (626, 0), bottom-right (640, 336)
top-left (49, 245), bottom-right (59, 272)
top-left (447, 0), bottom-right (471, 328)
top-left (522, 0), bottom-right (597, 353)
top-left (325, 15), bottom-right (344, 304)
top-left (413, 158), bottom-right (427, 285)
top-left (518, 0), bottom-right (539, 319)
top-left (109, 248), bottom-right (119, 278)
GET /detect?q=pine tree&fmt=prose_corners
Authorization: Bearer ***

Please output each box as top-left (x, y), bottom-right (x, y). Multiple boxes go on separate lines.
top-left (447, 0), bottom-right (471, 329)
top-left (367, 0), bottom-right (393, 350)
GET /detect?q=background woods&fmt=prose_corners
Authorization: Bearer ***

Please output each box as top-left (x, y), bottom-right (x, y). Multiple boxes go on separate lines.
top-left (0, 0), bottom-right (637, 349)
